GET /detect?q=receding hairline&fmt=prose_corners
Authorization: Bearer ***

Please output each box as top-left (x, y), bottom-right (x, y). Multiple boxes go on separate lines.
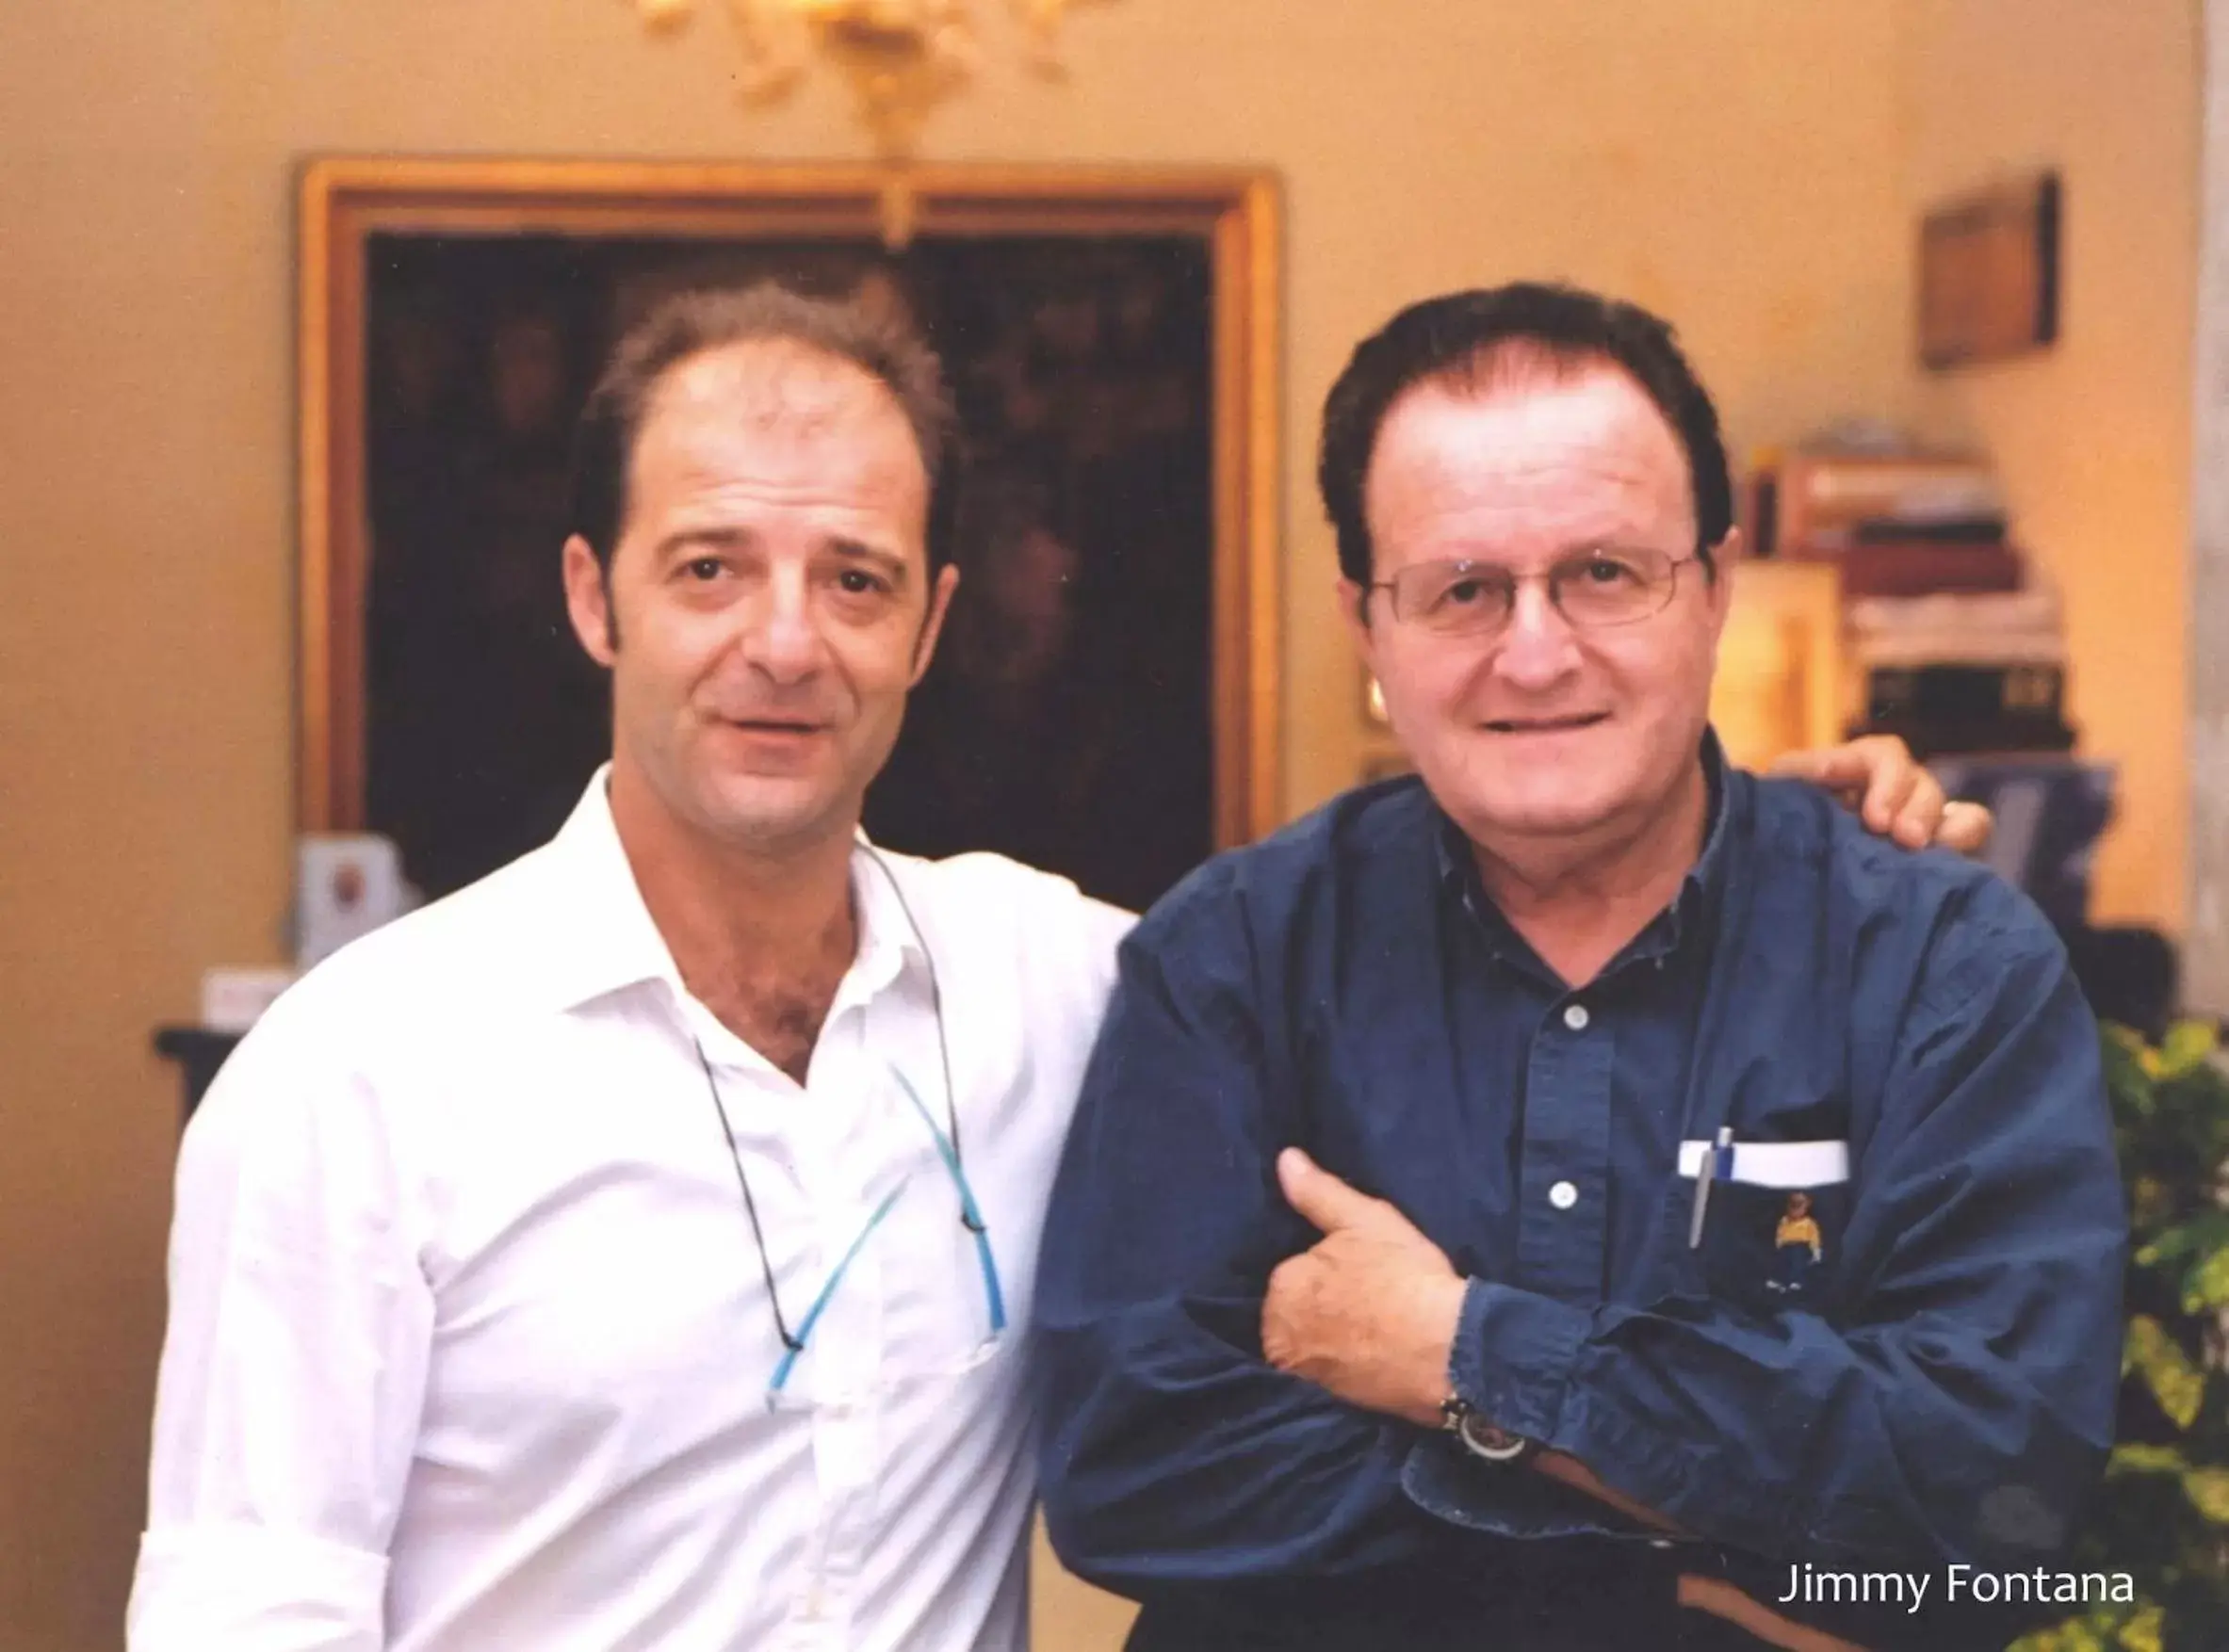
top-left (637, 333), bottom-right (925, 439)
top-left (621, 333), bottom-right (936, 507)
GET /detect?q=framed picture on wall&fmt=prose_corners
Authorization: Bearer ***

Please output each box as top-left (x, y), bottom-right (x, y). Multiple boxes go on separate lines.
top-left (1917, 171), bottom-right (2060, 370)
top-left (298, 157), bottom-right (1282, 912)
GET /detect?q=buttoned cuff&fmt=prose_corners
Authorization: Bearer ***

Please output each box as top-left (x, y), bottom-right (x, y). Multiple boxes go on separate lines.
top-left (1447, 1277), bottom-right (1590, 1441)
top-left (128, 1523), bottom-right (387, 1652)
top-left (1444, 1282), bottom-right (1800, 1555)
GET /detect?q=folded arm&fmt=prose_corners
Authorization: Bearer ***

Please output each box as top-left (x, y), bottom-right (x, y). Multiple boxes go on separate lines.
top-left (1341, 929), bottom-right (2124, 1570)
top-left (1033, 908), bottom-right (1447, 1597)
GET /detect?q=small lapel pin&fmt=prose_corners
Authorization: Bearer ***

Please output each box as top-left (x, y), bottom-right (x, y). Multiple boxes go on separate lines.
top-left (1767, 1191), bottom-right (1825, 1294)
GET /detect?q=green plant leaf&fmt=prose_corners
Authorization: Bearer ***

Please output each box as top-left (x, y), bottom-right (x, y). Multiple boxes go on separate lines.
top-left (2125, 1315), bottom-right (2205, 1430)
top-left (2103, 1026), bottom-right (2157, 1111)
top-left (2014, 1603), bottom-right (2164, 1652)
top-left (2184, 1242), bottom-right (2229, 1313)
top-left (2124, 1174), bottom-right (2176, 1235)
top-left (2156, 1020), bottom-right (2220, 1079)
top-left (2185, 1467), bottom-right (2229, 1524)
top-left (2136, 1211), bottom-right (2229, 1269)
top-left (2009, 1615), bottom-right (2108, 1652)
top-left (2071, 1015), bottom-right (2229, 1641)
top-left (2107, 1443), bottom-right (2189, 1477)
top-left (2115, 1604), bottom-right (2164, 1652)
top-left (2104, 1022), bottom-right (2150, 1059)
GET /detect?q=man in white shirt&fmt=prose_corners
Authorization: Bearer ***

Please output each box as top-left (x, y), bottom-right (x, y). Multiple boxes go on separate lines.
top-left (133, 283), bottom-right (1130, 1651)
top-left (129, 281), bottom-right (1981, 1651)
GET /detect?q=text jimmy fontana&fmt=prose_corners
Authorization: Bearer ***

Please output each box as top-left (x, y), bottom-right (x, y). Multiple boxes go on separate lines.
top-left (1777, 1563), bottom-right (2139, 1614)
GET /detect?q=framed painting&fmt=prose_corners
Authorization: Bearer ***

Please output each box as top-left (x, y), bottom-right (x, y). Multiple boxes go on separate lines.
top-left (1917, 171), bottom-right (2060, 370)
top-left (299, 156), bottom-right (1282, 912)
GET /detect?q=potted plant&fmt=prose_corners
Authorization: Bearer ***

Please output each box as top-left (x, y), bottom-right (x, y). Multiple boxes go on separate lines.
top-left (2015, 1021), bottom-right (2229, 1651)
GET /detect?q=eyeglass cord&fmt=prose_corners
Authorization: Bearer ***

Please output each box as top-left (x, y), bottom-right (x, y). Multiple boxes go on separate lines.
top-left (694, 841), bottom-right (976, 1359)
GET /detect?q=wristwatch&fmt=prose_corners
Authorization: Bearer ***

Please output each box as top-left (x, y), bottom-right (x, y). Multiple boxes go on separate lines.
top-left (1440, 1395), bottom-right (1536, 1465)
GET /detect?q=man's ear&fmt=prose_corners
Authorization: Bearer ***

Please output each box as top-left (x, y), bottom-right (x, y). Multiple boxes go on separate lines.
top-left (562, 534), bottom-right (618, 664)
top-left (1338, 576), bottom-right (1397, 729)
top-left (1702, 527), bottom-right (1741, 645)
top-left (909, 562), bottom-right (961, 686)
top-left (1338, 576), bottom-right (1378, 668)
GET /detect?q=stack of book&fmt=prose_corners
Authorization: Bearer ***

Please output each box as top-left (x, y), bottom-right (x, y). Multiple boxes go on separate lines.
top-left (1846, 586), bottom-right (2074, 756)
top-left (1749, 450), bottom-right (2075, 756)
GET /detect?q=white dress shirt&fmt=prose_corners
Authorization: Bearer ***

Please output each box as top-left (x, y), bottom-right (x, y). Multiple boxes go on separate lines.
top-left (129, 775), bottom-right (1133, 1651)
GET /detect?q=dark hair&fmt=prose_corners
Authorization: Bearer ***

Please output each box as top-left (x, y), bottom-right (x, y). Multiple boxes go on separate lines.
top-left (1316, 282), bottom-right (1733, 587)
top-left (568, 281), bottom-right (963, 581)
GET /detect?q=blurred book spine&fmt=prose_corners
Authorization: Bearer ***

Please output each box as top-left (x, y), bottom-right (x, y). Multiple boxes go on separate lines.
top-left (1867, 662), bottom-right (2065, 723)
top-left (1773, 452), bottom-right (2002, 550)
top-left (1833, 538), bottom-right (2024, 597)
top-left (1747, 444), bottom-right (2081, 760)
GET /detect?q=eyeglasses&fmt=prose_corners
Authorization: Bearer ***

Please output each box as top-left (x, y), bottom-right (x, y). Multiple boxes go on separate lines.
top-left (695, 847), bottom-right (1006, 1409)
top-left (1366, 547), bottom-right (1702, 638)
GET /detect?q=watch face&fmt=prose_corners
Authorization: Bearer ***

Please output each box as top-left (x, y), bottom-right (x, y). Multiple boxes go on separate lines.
top-left (1459, 1416), bottom-right (1529, 1461)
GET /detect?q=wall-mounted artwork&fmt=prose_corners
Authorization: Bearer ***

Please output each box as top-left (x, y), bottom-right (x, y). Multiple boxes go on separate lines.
top-left (299, 157), bottom-right (1281, 912)
top-left (1917, 171), bottom-right (2060, 370)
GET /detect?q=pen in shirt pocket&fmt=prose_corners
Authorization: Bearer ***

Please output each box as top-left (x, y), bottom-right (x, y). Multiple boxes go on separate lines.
top-left (1688, 1126), bottom-right (1735, 1249)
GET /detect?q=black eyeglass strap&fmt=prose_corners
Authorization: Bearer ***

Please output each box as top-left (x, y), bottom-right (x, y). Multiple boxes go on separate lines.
top-left (862, 846), bottom-right (984, 1235)
top-left (696, 849), bottom-right (984, 1351)
top-left (696, 1039), bottom-right (803, 1353)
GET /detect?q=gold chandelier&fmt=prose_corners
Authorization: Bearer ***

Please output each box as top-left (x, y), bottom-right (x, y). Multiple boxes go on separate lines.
top-left (634, 0), bottom-right (1105, 160)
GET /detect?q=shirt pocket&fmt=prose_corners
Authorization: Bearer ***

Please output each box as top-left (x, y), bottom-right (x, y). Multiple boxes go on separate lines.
top-left (1684, 1140), bottom-right (1853, 1316)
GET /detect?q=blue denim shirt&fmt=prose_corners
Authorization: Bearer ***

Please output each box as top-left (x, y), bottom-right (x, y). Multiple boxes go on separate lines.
top-left (1035, 753), bottom-right (2125, 1645)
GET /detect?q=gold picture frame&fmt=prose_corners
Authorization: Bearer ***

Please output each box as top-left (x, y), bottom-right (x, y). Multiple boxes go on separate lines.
top-left (297, 156), bottom-right (1284, 897)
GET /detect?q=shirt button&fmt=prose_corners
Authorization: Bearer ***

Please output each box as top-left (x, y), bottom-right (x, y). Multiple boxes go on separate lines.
top-left (1563, 1003), bottom-right (1590, 1031)
top-left (1549, 1180), bottom-right (1579, 1210)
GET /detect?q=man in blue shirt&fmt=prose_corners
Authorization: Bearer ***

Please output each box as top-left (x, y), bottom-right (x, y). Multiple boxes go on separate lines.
top-left (1035, 283), bottom-right (2126, 1649)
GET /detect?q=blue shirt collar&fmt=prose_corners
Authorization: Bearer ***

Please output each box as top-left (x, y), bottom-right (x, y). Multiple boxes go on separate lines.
top-left (1431, 729), bottom-right (1734, 978)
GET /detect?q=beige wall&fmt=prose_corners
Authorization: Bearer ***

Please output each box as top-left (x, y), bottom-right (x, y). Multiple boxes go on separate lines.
top-left (1900, 0), bottom-right (2202, 929)
top-left (8, 2), bottom-right (2173, 1647)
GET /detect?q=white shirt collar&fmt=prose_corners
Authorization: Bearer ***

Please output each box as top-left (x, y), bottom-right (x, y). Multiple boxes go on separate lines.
top-left (527, 767), bottom-right (928, 1020)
